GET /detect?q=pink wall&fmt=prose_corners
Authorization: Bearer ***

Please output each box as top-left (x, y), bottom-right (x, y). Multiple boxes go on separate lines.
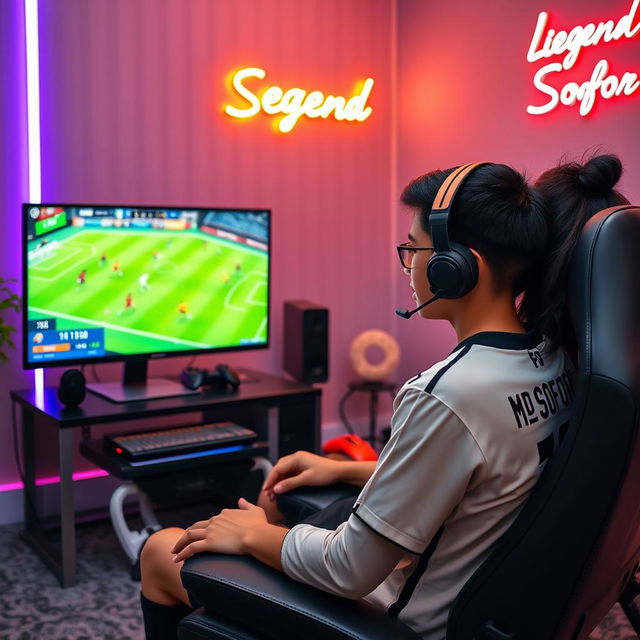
top-left (0, 0), bottom-right (395, 485)
top-left (394, 0), bottom-right (640, 382)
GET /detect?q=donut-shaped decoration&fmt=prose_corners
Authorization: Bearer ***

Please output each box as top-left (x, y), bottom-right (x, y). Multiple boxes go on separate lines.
top-left (349, 330), bottom-right (400, 381)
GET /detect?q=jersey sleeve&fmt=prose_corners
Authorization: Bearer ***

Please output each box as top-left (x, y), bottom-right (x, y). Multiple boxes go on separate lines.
top-left (281, 513), bottom-right (406, 599)
top-left (352, 386), bottom-right (486, 554)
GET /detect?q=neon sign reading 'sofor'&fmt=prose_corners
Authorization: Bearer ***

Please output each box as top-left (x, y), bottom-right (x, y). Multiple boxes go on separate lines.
top-left (224, 68), bottom-right (374, 133)
top-left (526, 0), bottom-right (640, 116)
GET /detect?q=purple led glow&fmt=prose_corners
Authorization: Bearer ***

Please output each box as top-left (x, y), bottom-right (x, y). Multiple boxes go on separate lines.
top-left (0, 0), bottom-right (29, 489)
top-left (24, 0), bottom-right (45, 399)
top-left (0, 468), bottom-right (109, 493)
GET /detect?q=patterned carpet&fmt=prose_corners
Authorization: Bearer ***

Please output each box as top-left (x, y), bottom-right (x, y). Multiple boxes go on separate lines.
top-left (0, 519), bottom-right (144, 640)
top-left (0, 514), bottom-right (638, 640)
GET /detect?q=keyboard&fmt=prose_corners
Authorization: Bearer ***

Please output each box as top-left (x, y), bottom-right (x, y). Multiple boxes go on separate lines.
top-left (104, 421), bottom-right (258, 461)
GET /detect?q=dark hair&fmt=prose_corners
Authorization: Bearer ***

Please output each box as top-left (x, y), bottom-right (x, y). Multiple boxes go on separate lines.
top-left (400, 163), bottom-right (548, 295)
top-left (519, 153), bottom-right (629, 356)
top-left (401, 157), bottom-right (629, 355)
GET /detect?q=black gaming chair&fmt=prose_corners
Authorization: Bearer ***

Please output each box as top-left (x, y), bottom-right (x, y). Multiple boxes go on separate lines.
top-left (178, 205), bottom-right (640, 640)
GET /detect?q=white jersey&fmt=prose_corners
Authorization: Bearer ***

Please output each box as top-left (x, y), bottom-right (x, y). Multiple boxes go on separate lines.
top-left (281, 331), bottom-right (575, 639)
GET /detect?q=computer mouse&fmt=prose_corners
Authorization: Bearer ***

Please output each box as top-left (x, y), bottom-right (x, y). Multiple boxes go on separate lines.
top-left (322, 434), bottom-right (378, 461)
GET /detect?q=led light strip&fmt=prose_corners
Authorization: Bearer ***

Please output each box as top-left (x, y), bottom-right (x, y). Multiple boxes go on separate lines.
top-left (0, 469), bottom-right (109, 493)
top-left (24, 0), bottom-right (44, 401)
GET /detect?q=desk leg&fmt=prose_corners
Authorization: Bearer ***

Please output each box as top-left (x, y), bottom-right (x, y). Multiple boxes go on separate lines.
top-left (20, 406), bottom-right (76, 587)
top-left (267, 406), bottom-right (279, 463)
top-left (22, 407), bottom-right (37, 534)
top-left (59, 428), bottom-right (76, 587)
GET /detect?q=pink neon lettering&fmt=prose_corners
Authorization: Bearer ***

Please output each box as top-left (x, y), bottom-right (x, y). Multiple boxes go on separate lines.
top-left (527, 0), bottom-right (640, 115)
top-left (527, 0), bottom-right (640, 70)
top-left (527, 59), bottom-right (640, 116)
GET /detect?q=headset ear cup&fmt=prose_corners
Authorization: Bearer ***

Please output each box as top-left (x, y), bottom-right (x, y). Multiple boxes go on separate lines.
top-left (427, 244), bottom-right (478, 299)
top-left (451, 242), bottom-right (478, 297)
top-left (427, 253), bottom-right (462, 298)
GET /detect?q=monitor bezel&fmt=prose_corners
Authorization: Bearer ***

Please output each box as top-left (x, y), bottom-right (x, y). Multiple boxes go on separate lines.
top-left (22, 202), bottom-right (271, 370)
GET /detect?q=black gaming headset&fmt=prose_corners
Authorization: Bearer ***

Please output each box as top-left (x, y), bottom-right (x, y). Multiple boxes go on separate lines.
top-left (427, 161), bottom-right (490, 299)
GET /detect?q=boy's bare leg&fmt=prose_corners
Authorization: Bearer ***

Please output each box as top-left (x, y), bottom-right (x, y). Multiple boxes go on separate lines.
top-left (140, 527), bottom-right (190, 605)
top-left (257, 488), bottom-right (285, 524)
top-left (141, 492), bottom-right (286, 608)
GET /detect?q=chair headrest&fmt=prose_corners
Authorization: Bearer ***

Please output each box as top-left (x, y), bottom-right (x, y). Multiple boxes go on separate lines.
top-left (569, 205), bottom-right (640, 393)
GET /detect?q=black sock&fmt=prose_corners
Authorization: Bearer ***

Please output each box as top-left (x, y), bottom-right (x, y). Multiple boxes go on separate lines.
top-left (140, 591), bottom-right (192, 640)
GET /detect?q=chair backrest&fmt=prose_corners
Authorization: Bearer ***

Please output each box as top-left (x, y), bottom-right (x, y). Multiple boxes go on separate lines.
top-left (447, 206), bottom-right (640, 640)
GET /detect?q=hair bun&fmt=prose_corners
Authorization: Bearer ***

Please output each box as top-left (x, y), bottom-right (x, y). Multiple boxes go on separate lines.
top-left (578, 154), bottom-right (622, 196)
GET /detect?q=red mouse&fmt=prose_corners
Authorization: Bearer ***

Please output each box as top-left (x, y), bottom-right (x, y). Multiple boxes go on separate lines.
top-left (322, 434), bottom-right (379, 461)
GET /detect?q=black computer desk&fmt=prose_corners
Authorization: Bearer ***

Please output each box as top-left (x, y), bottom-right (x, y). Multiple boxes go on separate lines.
top-left (10, 370), bottom-right (321, 587)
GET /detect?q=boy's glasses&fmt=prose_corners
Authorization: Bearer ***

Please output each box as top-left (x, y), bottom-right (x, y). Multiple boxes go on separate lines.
top-left (396, 242), bottom-right (435, 270)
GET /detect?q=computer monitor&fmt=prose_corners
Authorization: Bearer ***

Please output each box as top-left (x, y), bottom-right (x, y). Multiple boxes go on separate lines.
top-left (23, 203), bottom-right (270, 401)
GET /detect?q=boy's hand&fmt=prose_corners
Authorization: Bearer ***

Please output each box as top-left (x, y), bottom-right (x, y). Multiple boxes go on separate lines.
top-left (261, 451), bottom-right (343, 501)
top-left (171, 498), bottom-right (269, 562)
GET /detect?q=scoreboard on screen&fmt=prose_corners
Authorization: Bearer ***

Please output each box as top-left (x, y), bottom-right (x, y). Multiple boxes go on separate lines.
top-left (27, 318), bottom-right (106, 364)
top-left (27, 206), bottom-right (69, 239)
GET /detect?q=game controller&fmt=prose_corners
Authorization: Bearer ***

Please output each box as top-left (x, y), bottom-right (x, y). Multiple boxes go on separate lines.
top-left (322, 434), bottom-right (379, 461)
top-left (180, 364), bottom-right (241, 390)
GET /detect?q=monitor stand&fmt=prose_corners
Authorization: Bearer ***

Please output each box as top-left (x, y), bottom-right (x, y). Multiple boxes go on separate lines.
top-left (87, 359), bottom-right (199, 403)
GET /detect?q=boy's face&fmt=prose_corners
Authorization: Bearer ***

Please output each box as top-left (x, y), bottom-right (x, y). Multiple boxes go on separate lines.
top-left (404, 212), bottom-right (449, 320)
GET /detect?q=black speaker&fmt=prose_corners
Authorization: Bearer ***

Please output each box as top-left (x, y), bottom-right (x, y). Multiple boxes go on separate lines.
top-left (283, 300), bottom-right (329, 384)
top-left (57, 369), bottom-right (86, 408)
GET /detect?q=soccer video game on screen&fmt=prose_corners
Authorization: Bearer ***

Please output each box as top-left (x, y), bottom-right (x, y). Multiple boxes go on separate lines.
top-left (24, 205), bottom-right (270, 366)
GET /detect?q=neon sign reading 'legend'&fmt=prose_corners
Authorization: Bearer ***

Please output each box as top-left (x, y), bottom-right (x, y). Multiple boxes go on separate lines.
top-left (224, 67), bottom-right (374, 132)
top-left (527, 0), bottom-right (640, 116)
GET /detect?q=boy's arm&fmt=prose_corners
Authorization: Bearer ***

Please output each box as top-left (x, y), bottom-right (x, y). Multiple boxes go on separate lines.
top-left (262, 452), bottom-right (377, 501)
top-left (336, 460), bottom-right (377, 488)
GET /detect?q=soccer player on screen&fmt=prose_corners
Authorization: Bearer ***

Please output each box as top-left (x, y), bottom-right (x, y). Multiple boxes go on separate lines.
top-left (112, 261), bottom-right (123, 277)
top-left (117, 293), bottom-right (135, 316)
top-left (76, 269), bottom-right (87, 286)
top-left (99, 251), bottom-right (107, 267)
top-left (139, 273), bottom-right (150, 292)
top-left (178, 301), bottom-right (192, 320)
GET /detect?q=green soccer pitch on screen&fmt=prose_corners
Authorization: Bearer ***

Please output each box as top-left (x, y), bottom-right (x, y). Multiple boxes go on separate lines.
top-left (23, 204), bottom-right (270, 369)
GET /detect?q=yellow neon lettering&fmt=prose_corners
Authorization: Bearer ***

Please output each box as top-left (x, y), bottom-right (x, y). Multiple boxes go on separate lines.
top-left (344, 78), bottom-right (374, 121)
top-left (278, 88), bottom-right (307, 133)
top-left (224, 68), bottom-right (374, 132)
top-left (303, 91), bottom-right (325, 116)
top-left (225, 67), bottom-right (264, 118)
top-left (322, 95), bottom-right (347, 120)
top-left (261, 86), bottom-right (284, 114)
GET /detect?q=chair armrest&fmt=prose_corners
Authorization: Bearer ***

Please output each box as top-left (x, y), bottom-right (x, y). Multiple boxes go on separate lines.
top-left (276, 483), bottom-right (360, 525)
top-left (181, 554), bottom-right (421, 640)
